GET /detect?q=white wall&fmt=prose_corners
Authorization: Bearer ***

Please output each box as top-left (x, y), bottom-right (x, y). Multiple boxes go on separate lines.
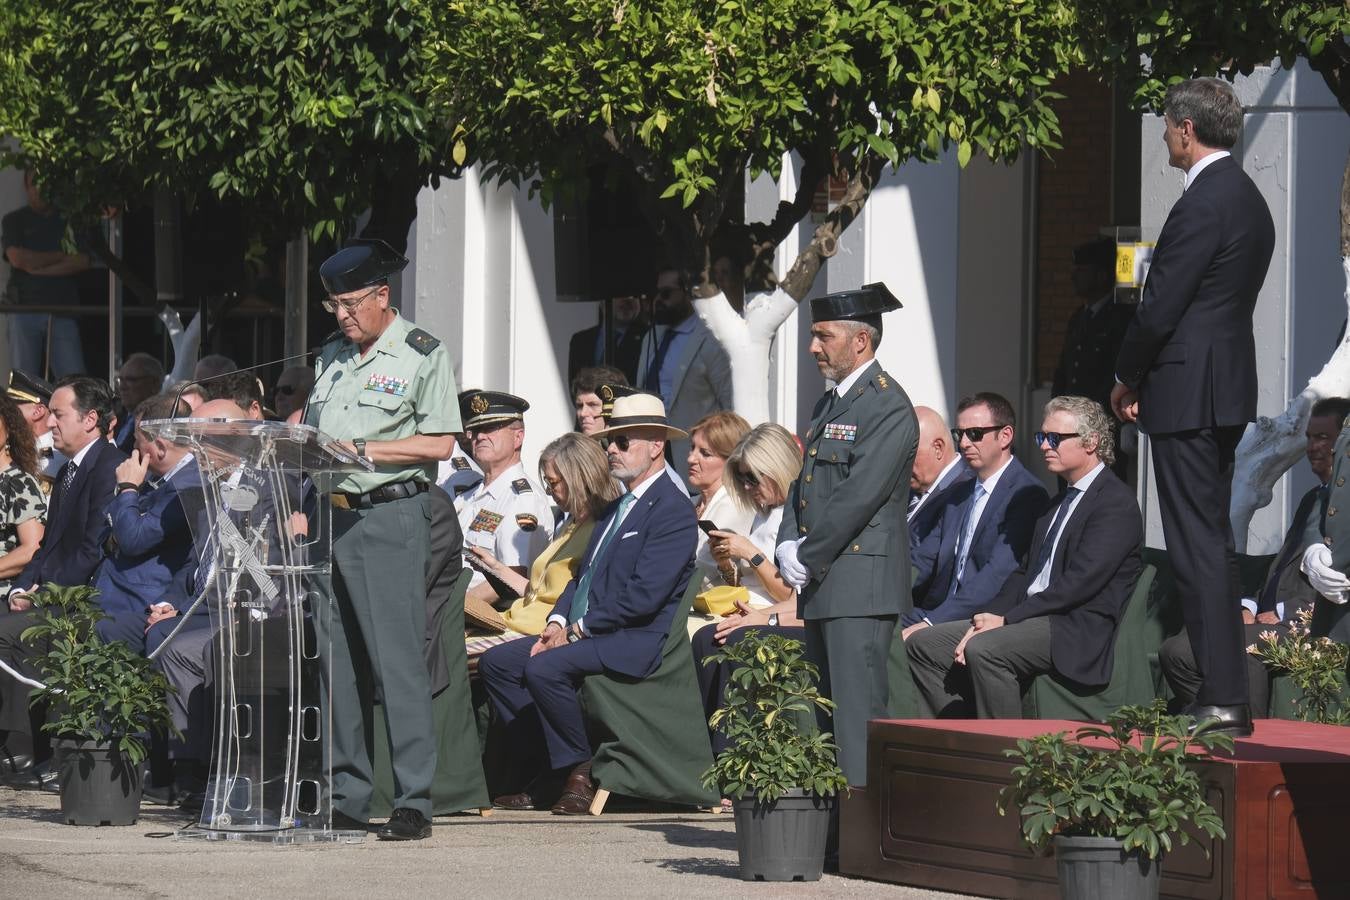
top-left (1137, 60), bottom-right (1350, 553)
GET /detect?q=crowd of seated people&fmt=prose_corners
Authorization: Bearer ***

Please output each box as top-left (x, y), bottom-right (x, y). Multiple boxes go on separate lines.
top-left (1, 328), bottom-right (1348, 820)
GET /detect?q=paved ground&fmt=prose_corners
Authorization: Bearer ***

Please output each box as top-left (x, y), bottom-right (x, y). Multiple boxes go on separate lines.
top-left (0, 786), bottom-right (972, 899)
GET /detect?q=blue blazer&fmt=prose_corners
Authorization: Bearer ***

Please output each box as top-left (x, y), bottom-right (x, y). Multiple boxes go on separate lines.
top-left (908, 459), bottom-right (973, 553)
top-left (18, 438), bottom-right (127, 590)
top-left (92, 460), bottom-right (202, 619)
top-left (553, 471), bottom-right (698, 679)
top-left (904, 455), bottom-right (1047, 626)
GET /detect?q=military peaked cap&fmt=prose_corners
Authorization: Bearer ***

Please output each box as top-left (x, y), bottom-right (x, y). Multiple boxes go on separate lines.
top-left (461, 391), bottom-right (529, 429)
top-left (7, 369), bottom-right (53, 406)
top-left (319, 238), bottom-right (409, 294)
top-left (598, 383), bottom-right (641, 418)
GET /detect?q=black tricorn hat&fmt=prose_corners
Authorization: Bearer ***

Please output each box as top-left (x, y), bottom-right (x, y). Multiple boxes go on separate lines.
top-left (6, 369), bottom-right (53, 406)
top-left (809, 281), bottom-right (902, 324)
top-left (319, 238), bottom-right (409, 295)
top-left (461, 391), bottom-right (529, 429)
top-left (598, 383), bottom-right (641, 418)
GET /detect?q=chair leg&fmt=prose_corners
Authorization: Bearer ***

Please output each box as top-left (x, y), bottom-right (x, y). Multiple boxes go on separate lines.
top-left (588, 788), bottom-right (610, 816)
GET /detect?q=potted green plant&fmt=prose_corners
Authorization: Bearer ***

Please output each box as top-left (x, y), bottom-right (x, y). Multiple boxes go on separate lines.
top-left (996, 701), bottom-right (1230, 899)
top-left (701, 630), bottom-right (848, 882)
top-left (22, 583), bottom-right (176, 826)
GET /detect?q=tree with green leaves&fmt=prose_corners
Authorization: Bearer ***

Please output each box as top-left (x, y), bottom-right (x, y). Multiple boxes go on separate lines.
top-left (0, 0), bottom-right (455, 308)
top-left (425, 0), bottom-right (1080, 420)
top-left (1074, 0), bottom-right (1350, 547)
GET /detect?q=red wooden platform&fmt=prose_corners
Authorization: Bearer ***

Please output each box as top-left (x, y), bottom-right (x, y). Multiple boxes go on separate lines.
top-left (839, 719), bottom-right (1350, 898)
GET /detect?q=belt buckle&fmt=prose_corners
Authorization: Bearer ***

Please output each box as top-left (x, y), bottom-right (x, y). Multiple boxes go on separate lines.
top-left (331, 492), bottom-right (351, 511)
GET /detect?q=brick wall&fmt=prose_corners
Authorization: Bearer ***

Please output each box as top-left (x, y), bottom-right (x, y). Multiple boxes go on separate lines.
top-left (1035, 69), bottom-right (1116, 384)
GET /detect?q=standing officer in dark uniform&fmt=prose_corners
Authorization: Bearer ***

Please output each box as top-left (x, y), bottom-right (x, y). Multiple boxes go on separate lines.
top-left (776, 283), bottom-right (918, 788)
top-left (305, 239), bottom-right (460, 840)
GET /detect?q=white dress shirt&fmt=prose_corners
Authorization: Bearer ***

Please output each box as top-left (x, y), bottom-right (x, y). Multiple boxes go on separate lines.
top-left (1027, 462), bottom-right (1105, 596)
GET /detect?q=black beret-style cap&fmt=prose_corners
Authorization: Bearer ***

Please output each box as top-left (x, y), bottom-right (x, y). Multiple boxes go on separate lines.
top-left (7, 369), bottom-right (53, 405)
top-left (461, 391), bottom-right (530, 429)
top-left (809, 281), bottom-right (902, 324)
top-left (319, 238), bottom-right (409, 294)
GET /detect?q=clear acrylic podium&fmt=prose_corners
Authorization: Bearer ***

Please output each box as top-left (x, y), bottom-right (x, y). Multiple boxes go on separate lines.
top-left (140, 418), bottom-right (371, 844)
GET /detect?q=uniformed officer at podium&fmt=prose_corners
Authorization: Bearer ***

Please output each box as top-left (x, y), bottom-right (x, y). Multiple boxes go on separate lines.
top-left (306, 238), bottom-right (459, 840)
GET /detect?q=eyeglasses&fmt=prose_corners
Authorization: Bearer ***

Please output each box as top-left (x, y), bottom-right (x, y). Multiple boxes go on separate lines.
top-left (321, 286), bottom-right (379, 315)
top-left (951, 425), bottom-right (1006, 444)
top-left (735, 469), bottom-right (760, 489)
top-left (603, 434), bottom-right (639, 451)
top-left (1035, 431), bottom-right (1081, 450)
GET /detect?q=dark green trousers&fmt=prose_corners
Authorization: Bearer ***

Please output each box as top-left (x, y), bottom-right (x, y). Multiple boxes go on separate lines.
top-left (318, 492), bottom-right (436, 819)
top-left (804, 615), bottom-right (896, 786)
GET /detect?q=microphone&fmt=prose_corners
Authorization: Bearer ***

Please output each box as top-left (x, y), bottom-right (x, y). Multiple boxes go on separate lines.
top-left (170, 349), bottom-right (316, 418)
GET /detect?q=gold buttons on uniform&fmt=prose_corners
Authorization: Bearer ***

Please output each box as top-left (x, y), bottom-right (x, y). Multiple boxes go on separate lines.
top-left (800, 526), bottom-right (808, 534)
top-left (805, 475), bottom-right (812, 483)
top-left (852, 544), bottom-right (860, 552)
top-left (800, 500), bottom-right (807, 509)
top-left (831, 453), bottom-right (838, 461)
top-left (1338, 477), bottom-right (1345, 487)
top-left (1330, 507), bottom-right (1338, 517)
top-left (809, 448), bottom-right (817, 457)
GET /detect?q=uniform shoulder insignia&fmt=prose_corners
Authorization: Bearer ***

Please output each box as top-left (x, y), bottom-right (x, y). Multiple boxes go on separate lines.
top-left (405, 328), bottom-right (441, 355)
top-left (511, 478), bottom-right (532, 494)
top-left (451, 457), bottom-right (469, 471)
top-left (516, 513), bottom-right (539, 532)
top-left (877, 373), bottom-right (889, 390)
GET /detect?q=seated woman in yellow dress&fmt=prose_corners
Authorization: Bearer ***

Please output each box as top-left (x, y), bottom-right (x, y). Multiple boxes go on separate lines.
top-left (465, 432), bottom-right (622, 658)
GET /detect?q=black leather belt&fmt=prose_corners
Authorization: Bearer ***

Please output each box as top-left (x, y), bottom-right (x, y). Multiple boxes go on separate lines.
top-left (331, 479), bottom-right (428, 510)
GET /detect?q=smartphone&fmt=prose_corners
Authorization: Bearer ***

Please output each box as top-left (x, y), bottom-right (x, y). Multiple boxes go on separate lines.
top-left (697, 519), bottom-right (719, 535)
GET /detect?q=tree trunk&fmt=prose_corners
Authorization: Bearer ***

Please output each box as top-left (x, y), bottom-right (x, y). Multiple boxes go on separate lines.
top-left (1230, 148), bottom-right (1350, 549)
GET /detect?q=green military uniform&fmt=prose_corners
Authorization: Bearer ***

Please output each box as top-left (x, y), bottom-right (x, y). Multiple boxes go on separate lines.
top-left (306, 242), bottom-right (460, 829)
top-left (1314, 426), bottom-right (1350, 645)
top-left (778, 284), bottom-right (918, 787)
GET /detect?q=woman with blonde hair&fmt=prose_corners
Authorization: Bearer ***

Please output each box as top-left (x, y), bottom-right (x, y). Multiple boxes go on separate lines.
top-left (691, 422), bottom-right (805, 756)
top-left (685, 411), bottom-right (753, 614)
top-left (466, 432), bottom-right (622, 655)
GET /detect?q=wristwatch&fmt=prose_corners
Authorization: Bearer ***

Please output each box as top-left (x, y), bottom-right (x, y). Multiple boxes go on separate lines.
top-left (353, 438), bottom-right (366, 458)
top-left (768, 613), bottom-right (780, 627)
top-left (749, 552), bottom-right (766, 568)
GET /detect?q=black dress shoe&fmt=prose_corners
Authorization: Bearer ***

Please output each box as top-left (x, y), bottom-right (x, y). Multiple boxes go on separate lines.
top-left (376, 808), bottom-right (431, 841)
top-left (1184, 703), bottom-right (1253, 738)
top-left (9, 760), bottom-right (60, 792)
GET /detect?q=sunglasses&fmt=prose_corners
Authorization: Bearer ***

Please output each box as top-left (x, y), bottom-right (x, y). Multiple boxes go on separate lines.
top-left (735, 468), bottom-right (760, 489)
top-left (274, 384), bottom-right (299, 396)
top-left (603, 434), bottom-right (637, 451)
top-left (1035, 431), bottom-right (1081, 450)
top-left (951, 425), bottom-right (1006, 444)
top-left (321, 286), bottom-right (379, 315)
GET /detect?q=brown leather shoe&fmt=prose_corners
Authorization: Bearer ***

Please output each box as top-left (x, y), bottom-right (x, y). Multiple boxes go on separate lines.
top-left (550, 761), bottom-right (595, 816)
top-left (492, 771), bottom-right (565, 810)
top-left (492, 791), bottom-right (544, 811)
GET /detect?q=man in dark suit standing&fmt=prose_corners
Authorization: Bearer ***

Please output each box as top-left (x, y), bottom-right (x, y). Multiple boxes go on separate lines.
top-left (1111, 77), bottom-right (1276, 736)
top-left (776, 283), bottom-right (917, 788)
top-left (1162, 397), bottom-right (1350, 715)
top-left (909, 396), bottom-right (1142, 717)
top-left (902, 393), bottom-right (1049, 635)
top-left (567, 295), bottom-right (648, 386)
top-left (907, 406), bottom-right (972, 550)
top-left (479, 394), bottom-right (697, 815)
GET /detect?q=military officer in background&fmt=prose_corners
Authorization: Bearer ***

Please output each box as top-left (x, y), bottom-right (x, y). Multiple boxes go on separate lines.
top-left (1299, 412), bottom-right (1350, 648)
top-left (454, 391), bottom-right (555, 608)
top-left (436, 389), bottom-right (484, 499)
top-left (7, 369), bottom-right (64, 483)
top-left (305, 238), bottom-right (459, 841)
top-left (777, 283), bottom-right (918, 790)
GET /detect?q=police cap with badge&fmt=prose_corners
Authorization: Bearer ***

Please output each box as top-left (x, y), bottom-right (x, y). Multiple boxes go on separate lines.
top-left (7, 369), bottom-right (53, 407)
top-left (809, 281), bottom-right (902, 334)
top-left (598, 383), bottom-right (640, 419)
top-left (461, 391), bottom-right (529, 431)
top-left (319, 238), bottom-right (408, 295)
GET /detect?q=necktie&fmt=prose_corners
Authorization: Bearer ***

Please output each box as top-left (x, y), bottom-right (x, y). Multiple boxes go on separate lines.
top-left (59, 461), bottom-right (78, 497)
top-left (950, 483), bottom-right (986, 592)
top-left (1030, 487), bottom-right (1081, 578)
top-left (644, 328), bottom-right (678, 396)
top-left (907, 490), bottom-right (922, 520)
top-left (568, 492), bottom-right (636, 624)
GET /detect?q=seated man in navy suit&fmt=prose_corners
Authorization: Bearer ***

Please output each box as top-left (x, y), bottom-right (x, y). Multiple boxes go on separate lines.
top-left (0, 376), bottom-right (126, 782)
top-left (479, 393), bottom-right (697, 815)
top-left (902, 392), bottom-right (1048, 638)
top-left (908, 396), bottom-right (1143, 717)
top-left (89, 392), bottom-right (199, 649)
top-left (908, 405), bottom-right (972, 550)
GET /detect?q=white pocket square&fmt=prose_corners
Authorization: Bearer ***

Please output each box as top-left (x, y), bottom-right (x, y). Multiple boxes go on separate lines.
top-left (621, 531), bottom-right (639, 539)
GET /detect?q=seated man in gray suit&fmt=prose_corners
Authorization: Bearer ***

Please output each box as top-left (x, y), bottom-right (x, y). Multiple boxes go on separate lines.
top-left (636, 267), bottom-right (732, 482)
top-left (1173, 396), bottom-right (1350, 716)
top-left (908, 396), bottom-right (1142, 718)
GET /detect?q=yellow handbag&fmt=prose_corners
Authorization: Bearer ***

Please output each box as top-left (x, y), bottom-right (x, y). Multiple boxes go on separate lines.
top-left (693, 584), bottom-right (750, 617)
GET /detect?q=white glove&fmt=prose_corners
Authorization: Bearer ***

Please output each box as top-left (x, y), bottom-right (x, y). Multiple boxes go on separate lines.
top-left (776, 539), bottom-right (810, 589)
top-left (1300, 543), bottom-right (1350, 603)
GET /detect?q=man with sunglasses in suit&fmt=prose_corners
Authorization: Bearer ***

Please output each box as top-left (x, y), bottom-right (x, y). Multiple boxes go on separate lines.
top-left (479, 393), bottom-right (698, 815)
top-left (903, 392), bottom-right (1049, 637)
top-left (909, 396), bottom-right (1142, 717)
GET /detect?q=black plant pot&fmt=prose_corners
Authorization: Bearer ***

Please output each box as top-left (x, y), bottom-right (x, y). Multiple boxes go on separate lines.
top-left (1054, 835), bottom-right (1161, 900)
top-left (56, 739), bottom-right (143, 826)
top-left (732, 788), bottom-right (833, 882)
